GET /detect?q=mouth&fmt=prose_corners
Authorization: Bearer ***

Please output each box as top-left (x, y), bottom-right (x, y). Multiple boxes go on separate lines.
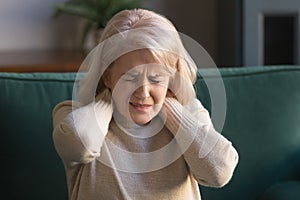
top-left (130, 102), bottom-right (152, 112)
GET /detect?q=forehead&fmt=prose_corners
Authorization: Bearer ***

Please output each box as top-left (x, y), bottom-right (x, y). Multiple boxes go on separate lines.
top-left (112, 50), bottom-right (156, 70)
top-left (110, 49), bottom-right (176, 73)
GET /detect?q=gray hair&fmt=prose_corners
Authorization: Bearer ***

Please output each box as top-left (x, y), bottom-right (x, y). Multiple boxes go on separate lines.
top-left (77, 9), bottom-right (197, 105)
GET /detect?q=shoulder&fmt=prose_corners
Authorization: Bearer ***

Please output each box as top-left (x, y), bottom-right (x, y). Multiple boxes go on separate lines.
top-left (53, 100), bottom-right (82, 113)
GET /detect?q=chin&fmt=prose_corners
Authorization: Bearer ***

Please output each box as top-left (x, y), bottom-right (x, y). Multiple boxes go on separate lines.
top-left (131, 115), bottom-right (152, 125)
top-left (129, 108), bottom-right (160, 125)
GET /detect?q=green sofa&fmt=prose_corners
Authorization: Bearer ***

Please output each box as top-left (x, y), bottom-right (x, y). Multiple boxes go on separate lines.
top-left (1, 66), bottom-right (300, 200)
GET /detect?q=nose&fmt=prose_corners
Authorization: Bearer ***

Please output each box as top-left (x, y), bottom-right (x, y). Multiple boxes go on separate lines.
top-left (133, 84), bottom-right (151, 99)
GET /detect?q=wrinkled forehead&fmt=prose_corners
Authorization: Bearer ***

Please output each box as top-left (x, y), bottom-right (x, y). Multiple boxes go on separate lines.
top-left (111, 49), bottom-right (176, 76)
top-left (124, 63), bottom-right (176, 77)
top-left (113, 49), bottom-right (157, 65)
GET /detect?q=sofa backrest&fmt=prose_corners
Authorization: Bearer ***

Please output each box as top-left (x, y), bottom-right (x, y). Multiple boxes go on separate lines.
top-left (1, 66), bottom-right (300, 200)
top-left (0, 73), bottom-right (78, 200)
top-left (195, 66), bottom-right (300, 200)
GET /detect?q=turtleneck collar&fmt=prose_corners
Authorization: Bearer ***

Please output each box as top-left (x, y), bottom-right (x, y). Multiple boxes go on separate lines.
top-left (112, 109), bottom-right (166, 139)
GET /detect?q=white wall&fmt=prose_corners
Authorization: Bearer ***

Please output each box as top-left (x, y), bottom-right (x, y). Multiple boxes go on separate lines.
top-left (0, 0), bottom-right (81, 50)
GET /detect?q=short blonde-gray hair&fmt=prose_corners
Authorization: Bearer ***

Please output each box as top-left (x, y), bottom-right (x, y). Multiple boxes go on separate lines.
top-left (78, 9), bottom-right (197, 105)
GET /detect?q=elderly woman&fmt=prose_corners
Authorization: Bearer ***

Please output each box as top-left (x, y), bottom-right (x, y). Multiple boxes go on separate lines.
top-left (52, 8), bottom-right (238, 200)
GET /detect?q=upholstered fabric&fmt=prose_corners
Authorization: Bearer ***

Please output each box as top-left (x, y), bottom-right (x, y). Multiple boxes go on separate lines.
top-left (195, 66), bottom-right (300, 200)
top-left (0, 73), bottom-right (77, 200)
top-left (259, 181), bottom-right (300, 200)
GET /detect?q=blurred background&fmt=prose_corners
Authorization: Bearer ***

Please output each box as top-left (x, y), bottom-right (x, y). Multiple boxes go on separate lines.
top-left (0, 0), bottom-right (241, 69)
top-left (0, 0), bottom-right (299, 69)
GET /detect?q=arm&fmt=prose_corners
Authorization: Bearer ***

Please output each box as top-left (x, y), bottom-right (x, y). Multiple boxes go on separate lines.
top-left (52, 100), bottom-right (112, 168)
top-left (163, 97), bottom-right (238, 188)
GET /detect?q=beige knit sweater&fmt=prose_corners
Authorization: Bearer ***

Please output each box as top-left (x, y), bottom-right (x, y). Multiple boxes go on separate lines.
top-left (53, 98), bottom-right (238, 200)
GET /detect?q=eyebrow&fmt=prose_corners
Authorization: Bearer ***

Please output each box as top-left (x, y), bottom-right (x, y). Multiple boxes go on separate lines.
top-left (122, 72), bottom-right (140, 76)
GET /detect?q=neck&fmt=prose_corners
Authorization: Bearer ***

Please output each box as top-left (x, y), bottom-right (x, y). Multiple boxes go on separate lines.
top-left (113, 109), bottom-right (165, 139)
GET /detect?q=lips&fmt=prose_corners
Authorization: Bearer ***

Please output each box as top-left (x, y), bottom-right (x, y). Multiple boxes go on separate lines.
top-left (130, 102), bottom-right (152, 112)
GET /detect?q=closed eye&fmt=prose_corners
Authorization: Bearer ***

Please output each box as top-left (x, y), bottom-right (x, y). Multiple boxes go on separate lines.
top-left (148, 74), bottom-right (168, 84)
top-left (149, 78), bottom-right (160, 83)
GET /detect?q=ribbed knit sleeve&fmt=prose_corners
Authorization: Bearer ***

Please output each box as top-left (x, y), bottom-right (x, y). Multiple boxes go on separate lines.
top-left (52, 100), bottom-right (113, 168)
top-left (163, 98), bottom-right (239, 188)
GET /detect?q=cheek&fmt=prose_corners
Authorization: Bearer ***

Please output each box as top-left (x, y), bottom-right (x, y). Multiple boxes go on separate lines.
top-left (152, 86), bottom-right (168, 104)
top-left (111, 82), bottom-right (134, 111)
